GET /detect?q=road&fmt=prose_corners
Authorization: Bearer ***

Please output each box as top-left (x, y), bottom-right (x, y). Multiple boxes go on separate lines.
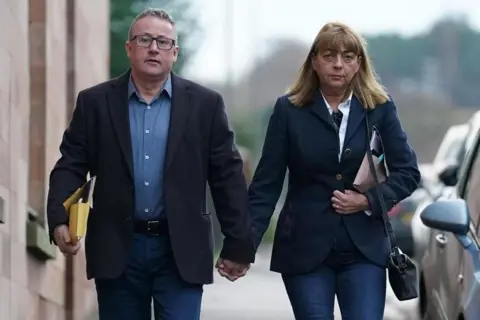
top-left (201, 246), bottom-right (419, 320)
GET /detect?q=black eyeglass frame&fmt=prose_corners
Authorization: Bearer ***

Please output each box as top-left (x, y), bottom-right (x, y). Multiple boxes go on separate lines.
top-left (130, 34), bottom-right (177, 50)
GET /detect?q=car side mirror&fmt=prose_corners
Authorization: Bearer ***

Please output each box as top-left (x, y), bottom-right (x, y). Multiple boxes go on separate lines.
top-left (420, 199), bottom-right (469, 235)
top-left (438, 164), bottom-right (459, 187)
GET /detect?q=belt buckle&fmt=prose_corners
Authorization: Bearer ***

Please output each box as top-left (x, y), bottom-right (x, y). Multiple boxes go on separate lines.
top-left (147, 221), bottom-right (160, 235)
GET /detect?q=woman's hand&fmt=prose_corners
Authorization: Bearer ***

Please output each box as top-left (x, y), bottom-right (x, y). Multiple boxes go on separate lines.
top-left (331, 190), bottom-right (369, 214)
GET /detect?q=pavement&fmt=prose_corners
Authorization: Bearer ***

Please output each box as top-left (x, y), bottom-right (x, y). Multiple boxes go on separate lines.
top-left (201, 246), bottom-right (420, 320)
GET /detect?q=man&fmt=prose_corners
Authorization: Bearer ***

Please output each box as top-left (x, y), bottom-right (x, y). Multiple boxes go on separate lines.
top-left (46, 8), bottom-right (254, 320)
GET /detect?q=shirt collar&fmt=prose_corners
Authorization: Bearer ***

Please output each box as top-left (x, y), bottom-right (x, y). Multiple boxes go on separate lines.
top-left (321, 91), bottom-right (353, 112)
top-left (128, 73), bottom-right (172, 100)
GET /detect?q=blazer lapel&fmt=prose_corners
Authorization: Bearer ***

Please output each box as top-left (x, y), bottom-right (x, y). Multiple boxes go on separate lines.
top-left (343, 96), bottom-right (366, 146)
top-left (308, 91), bottom-right (337, 132)
top-left (107, 70), bottom-right (134, 180)
top-left (164, 74), bottom-right (191, 170)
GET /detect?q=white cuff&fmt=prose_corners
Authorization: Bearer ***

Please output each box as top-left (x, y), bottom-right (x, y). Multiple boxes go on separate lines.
top-left (365, 210), bottom-right (372, 216)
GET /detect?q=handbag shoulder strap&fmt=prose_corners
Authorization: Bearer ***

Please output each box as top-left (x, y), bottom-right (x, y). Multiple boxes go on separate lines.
top-left (364, 113), bottom-right (400, 256)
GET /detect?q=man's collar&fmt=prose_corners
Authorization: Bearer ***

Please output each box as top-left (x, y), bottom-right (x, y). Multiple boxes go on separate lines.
top-left (128, 73), bottom-right (172, 99)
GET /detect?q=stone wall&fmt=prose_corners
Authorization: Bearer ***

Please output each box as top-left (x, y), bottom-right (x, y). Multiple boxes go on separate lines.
top-left (0, 0), bottom-right (109, 319)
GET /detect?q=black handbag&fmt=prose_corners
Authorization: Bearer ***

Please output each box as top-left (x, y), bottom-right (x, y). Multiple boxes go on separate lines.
top-left (365, 113), bottom-right (419, 301)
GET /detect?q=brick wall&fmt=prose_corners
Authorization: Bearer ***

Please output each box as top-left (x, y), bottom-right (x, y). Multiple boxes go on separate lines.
top-left (0, 0), bottom-right (109, 319)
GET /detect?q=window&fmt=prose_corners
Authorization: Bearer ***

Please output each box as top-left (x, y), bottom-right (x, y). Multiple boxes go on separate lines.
top-left (460, 129), bottom-right (480, 229)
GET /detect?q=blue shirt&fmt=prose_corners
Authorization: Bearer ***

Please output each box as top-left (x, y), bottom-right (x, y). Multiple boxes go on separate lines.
top-left (128, 75), bottom-right (172, 220)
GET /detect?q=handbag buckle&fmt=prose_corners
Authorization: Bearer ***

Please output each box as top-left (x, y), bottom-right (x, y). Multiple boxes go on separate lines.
top-left (390, 251), bottom-right (407, 271)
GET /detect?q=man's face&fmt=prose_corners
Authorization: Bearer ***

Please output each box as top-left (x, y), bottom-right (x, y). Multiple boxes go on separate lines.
top-left (312, 45), bottom-right (360, 90)
top-left (125, 16), bottom-right (179, 78)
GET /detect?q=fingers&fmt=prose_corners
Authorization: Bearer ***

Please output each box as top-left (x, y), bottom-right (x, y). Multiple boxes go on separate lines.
top-left (217, 268), bottom-right (239, 282)
top-left (61, 227), bottom-right (72, 244)
top-left (216, 259), bottom-right (250, 282)
top-left (55, 227), bottom-right (82, 255)
top-left (217, 267), bottom-right (237, 281)
top-left (331, 196), bottom-right (347, 212)
top-left (332, 190), bottom-right (347, 200)
top-left (332, 190), bottom-right (357, 214)
top-left (235, 267), bottom-right (248, 278)
top-left (331, 197), bottom-right (344, 207)
top-left (71, 241), bottom-right (81, 255)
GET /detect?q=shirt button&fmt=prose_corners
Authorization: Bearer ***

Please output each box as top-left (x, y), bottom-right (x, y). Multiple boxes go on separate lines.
top-left (145, 155), bottom-right (150, 160)
top-left (336, 174), bottom-right (343, 180)
top-left (144, 181), bottom-right (149, 186)
top-left (145, 129), bottom-right (150, 134)
top-left (144, 208), bottom-right (149, 213)
top-left (147, 105), bottom-right (151, 110)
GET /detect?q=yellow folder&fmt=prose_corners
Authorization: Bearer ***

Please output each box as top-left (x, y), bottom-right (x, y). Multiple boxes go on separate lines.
top-left (62, 176), bottom-right (96, 245)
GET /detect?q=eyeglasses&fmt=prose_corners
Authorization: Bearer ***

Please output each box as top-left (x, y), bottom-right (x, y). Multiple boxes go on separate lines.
top-left (321, 51), bottom-right (358, 64)
top-left (130, 34), bottom-right (176, 50)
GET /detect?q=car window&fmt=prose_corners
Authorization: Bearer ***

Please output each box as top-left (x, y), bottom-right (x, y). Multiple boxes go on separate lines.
top-left (460, 131), bottom-right (480, 230)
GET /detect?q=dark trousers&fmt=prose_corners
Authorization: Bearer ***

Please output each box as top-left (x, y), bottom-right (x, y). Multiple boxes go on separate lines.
top-left (282, 221), bottom-right (386, 320)
top-left (95, 233), bottom-right (203, 320)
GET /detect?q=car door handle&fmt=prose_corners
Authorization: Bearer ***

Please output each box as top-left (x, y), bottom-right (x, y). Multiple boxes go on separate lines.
top-left (436, 233), bottom-right (447, 248)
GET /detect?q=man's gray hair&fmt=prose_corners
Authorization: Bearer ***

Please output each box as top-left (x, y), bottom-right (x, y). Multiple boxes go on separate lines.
top-left (127, 8), bottom-right (176, 40)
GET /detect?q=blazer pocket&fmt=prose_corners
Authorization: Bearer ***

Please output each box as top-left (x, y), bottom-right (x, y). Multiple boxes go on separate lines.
top-left (278, 206), bottom-right (295, 240)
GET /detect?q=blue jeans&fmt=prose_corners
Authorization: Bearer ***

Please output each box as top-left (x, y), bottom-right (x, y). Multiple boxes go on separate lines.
top-left (282, 224), bottom-right (386, 320)
top-left (95, 234), bottom-right (203, 320)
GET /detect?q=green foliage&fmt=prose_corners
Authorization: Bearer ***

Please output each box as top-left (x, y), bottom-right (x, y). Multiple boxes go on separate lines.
top-left (109, 0), bottom-right (200, 77)
top-left (230, 112), bottom-right (262, 155)
top-left (262, 216), bottom-right (277, 244)
top-left (365, 17), bottom-right (480, 107)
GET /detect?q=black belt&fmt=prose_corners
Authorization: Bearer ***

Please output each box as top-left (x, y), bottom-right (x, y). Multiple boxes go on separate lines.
top-left (133, 219), bottom-right (168, 235)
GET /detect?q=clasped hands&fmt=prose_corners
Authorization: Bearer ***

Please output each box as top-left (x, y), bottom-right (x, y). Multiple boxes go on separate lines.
top-left (216, 258), bottom-right (250, 282)
top-left (331, 189), bottom-right (369, 214)
top-left (215, 190), bottom-right (369, 281)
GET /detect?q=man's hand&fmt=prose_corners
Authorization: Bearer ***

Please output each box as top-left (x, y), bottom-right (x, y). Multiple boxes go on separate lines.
top-left (331, 190), bottom-right (369, 214)
top-left (215, 257), bottom-right (250, 282)
top-left (54, 225), bottom-right (81, 256)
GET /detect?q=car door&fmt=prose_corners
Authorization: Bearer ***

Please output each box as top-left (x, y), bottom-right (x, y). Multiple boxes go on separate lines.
top-left (452, 130), bottom-right (480, 318)
top-left (434, 129), bottom-right (480, 319)
top-left (435, 210), bottom-right (464, 318)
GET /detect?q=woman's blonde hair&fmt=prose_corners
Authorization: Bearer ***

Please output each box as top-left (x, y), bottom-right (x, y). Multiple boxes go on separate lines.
top-left (287, 22), bottom-right (389, 109)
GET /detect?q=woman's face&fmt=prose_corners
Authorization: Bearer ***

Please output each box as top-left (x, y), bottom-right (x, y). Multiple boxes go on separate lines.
top-left (312, 45), bottom-right (361, 91)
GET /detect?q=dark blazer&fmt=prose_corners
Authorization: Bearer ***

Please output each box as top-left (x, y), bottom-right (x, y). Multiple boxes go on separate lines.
top-left (248, 92), bottom-right (420, 274)
top-left (46, 70), bottom-right (255, 284)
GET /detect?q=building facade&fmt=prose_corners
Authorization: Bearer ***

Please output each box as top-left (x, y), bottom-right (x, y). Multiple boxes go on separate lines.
top-left (0, 0), bottom-right (110, 319)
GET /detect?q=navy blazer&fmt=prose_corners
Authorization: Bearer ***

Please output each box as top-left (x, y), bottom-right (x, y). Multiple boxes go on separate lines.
top-left (248, 92), bottom-right (420, 274)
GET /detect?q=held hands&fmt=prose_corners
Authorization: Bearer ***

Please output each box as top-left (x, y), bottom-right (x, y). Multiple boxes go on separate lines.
top-left (54, 225), bottom-right (81, 256)
top-left (331, 190), bottom-right (369, 214)
top-left (215, 257), bottom-right (250, 282)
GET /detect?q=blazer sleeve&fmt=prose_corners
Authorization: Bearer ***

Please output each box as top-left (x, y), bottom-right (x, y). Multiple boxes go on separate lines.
top-left (248, 97), bottom-right (288, 250)
top-left (364, 99), bottom-right (421, 216)
top-left (47, 91), bottom-right (90, 241)
top-left (207, 93), bottom-right (255, 264)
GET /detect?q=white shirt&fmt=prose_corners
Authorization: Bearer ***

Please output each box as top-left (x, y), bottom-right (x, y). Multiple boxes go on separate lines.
top-left (321, 92), bottom-right (352, 161)
top-left (321, 92), bottom-right (372, 216)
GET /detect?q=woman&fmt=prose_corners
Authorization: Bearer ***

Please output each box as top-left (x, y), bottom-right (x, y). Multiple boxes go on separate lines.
top-left (248, 22), bottom-right (420, 319)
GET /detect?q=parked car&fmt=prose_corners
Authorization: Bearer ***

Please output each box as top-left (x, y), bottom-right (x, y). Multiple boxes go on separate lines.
top-left (411, 123), bottom-right (470, 263)
top-left (419, 111), bottom-right (480, 320)
top-left (386, 162), bottom-right (437, 256)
